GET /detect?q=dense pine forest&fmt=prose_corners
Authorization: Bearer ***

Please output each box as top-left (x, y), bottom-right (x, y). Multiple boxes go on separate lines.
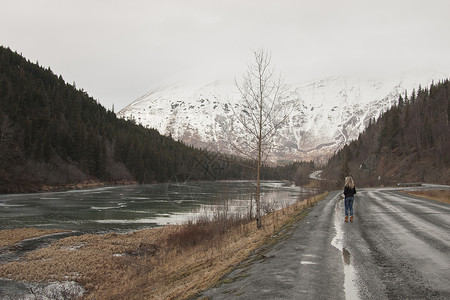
top-left (0, 47), bottom-right (304, 193)
top-left (323, 79), bottom-right (450, 186)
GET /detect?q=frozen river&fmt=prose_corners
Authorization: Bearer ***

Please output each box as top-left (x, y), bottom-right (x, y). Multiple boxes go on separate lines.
top-left (0, 180), bottom-right (309, 233)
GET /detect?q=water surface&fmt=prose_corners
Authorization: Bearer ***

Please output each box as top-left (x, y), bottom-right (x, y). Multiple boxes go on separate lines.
top-left (0, 180), bottom-right (307, 234)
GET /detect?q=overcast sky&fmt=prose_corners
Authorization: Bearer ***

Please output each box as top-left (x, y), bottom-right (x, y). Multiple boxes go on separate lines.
top-left (1, 0), bottom-right (450, 111)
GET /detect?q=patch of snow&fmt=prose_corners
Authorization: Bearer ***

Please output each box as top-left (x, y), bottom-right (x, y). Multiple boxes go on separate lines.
top-left (118, 70), bottom-right (447, 162)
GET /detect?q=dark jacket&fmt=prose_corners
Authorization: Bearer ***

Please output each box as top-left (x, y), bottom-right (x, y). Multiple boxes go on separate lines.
top-left (344, 186), bottom-right (356, 198)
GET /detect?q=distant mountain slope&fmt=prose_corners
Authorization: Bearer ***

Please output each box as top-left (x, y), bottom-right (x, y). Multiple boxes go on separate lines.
top-left (0, 47), bottom-right (249, 193)
top-left (323, 79), bottom-right (450, 186)
top-left (118, 70), bottom-right (446, 163)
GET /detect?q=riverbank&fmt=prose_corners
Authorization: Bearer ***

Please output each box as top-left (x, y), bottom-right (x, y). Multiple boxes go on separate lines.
top-left (0, 178), bottom-right (139, 194)
top-left (40, 180), bottom-right (138, 193)
top-left (0, 193), bottom-right (326, 299)
top-left (0, 228), bottom-right (66, 248)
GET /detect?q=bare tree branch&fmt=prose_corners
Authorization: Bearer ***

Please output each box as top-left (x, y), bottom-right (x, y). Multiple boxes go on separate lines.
top-left (223, 47), bottom-right (293, 229)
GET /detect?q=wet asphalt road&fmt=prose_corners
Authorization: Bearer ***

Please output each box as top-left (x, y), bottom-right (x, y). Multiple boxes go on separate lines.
top-left (200, 184), bottom-right (450, 299)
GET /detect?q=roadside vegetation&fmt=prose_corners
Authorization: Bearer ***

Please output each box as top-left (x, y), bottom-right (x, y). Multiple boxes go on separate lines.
top-left (404, 189), bottom-right (450, 205)
top-left (0, 193), bottom-right (326, 299)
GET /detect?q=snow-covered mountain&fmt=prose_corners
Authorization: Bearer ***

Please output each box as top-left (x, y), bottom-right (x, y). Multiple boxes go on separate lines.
top-left (118, 70), bottom-right (446, 163)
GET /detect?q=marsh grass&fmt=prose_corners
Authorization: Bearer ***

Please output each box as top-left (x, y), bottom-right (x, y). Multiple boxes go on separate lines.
top-left (0, 228), bottom-right (65, 248)
top-left (0, 193), bottom-right (327, 299)
top-left (405, 189), bottom-right (450, 204)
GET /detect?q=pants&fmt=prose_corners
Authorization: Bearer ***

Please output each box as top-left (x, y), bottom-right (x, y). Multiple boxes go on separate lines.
top-left (345, 196), bottom-right (354, 217)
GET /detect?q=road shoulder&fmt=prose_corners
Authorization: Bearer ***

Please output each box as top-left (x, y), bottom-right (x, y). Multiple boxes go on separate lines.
top-left (200, 191), bottom-right (345, 300)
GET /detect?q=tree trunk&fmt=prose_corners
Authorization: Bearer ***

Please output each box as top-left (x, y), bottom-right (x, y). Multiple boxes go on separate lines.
top-left (256, 69), bottom-right (264, 229)
top-left (256, 150), bottom-right (262, 229)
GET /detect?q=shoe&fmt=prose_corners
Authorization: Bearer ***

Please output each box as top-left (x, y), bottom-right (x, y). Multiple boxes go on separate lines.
top-left (350, 216), bottom-right (353, 222)
top-left (344, 216), bottom-right (348, 223)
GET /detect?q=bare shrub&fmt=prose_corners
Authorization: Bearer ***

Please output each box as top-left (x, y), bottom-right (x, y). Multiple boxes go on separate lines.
top-left (125, 243), bottom-right (159, 257)
top-left (166, 205), bottom-right (250, 251)
top-left (262, 201), bottom-right (277, 214)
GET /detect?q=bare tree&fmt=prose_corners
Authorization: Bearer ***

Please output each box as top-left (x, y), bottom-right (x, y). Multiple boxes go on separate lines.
top-left (230, 47), bottom-right (291, 229)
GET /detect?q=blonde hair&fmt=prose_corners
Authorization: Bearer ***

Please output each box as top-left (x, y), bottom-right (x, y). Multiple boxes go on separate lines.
top-left (345, 176), bottom-right (355, 189)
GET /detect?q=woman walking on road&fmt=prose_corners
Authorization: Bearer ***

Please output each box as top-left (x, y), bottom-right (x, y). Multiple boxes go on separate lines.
top-left (344, 176), bottom-right (356, 223)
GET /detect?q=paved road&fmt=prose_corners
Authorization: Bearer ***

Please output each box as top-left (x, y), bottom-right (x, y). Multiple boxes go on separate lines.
top-left (201, 185), bottom-right (450, 299)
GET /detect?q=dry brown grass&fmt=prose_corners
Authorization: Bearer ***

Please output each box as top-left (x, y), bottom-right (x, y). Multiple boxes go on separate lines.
top-left (0, 193), bottom-right (327, 299)
top-left (405, 189), bottom-right (450, 204)
top-left (0, 228), bottom-right (65, 248)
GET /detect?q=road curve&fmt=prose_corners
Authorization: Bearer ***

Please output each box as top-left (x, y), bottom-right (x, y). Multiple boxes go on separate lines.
top-left (347, 185), bottom-right (450, 299)
top-left (201, 185), bottom-right (450, 299)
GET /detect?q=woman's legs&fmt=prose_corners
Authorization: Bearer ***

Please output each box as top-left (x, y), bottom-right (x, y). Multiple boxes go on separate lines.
top-left (348, 197), bottom-right (354, 216)
top-left (344, 197), bottom-right (354, 222)
top-left (349, 197), bottom-right (354, 222)
top-left (344, 197), bottom-right (350, 216)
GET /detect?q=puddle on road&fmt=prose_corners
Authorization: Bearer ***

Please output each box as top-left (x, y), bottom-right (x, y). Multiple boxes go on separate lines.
top-left (342, 248), bottom-right (351, 265)
top-left (300, 261), bottom-right (317, 265)
top-left (332, 197), bottom-right (360, 300)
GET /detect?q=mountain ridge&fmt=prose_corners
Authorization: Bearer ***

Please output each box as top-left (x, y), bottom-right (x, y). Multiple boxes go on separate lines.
top-left (118, 70), bottom-right (447, 163)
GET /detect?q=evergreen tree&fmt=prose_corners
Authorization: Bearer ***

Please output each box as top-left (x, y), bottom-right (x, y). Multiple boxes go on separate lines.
top-left (323, 79), bottom-right (450, 186)
top-left (388, 107), bottom-right (400, 149)
top-left (398, 95), bottom-right (404, 107)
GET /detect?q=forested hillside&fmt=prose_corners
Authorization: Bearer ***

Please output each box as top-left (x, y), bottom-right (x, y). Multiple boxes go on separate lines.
top-left (0, 47), bottom-right (261, 193)
top-left (323, 79), bottom-right (450, 186)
